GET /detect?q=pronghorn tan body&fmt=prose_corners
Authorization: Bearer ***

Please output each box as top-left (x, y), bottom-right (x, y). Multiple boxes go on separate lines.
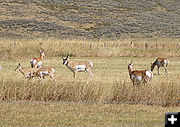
top-left (15, 63), bottom-right (38, 80)
top-left (61, 55), bottom-right (93, 78)
top-left (128, 61), bottom-right (153, 86)
top-left (30, 50), bottom-right (45, 68)
top-left (33, 67), bottom-right (55, 82)
top-left (151, 58), bottom-right (169, 75)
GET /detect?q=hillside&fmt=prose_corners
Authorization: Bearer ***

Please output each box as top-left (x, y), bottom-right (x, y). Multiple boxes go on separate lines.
top-left (0, 0), bottom-right (180, 40)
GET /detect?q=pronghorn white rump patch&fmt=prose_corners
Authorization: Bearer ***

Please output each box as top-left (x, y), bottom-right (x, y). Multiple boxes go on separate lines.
top-left (32, 59), bottom-right (37, 64)
top-left (164, 60), bottom-right (169, 65)
top-left (146, 71), bottom-right (153, 78)
top-left (76, 65), bottom-right (86, 71)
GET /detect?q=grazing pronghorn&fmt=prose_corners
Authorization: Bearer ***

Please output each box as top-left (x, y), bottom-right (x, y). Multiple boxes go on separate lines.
top-left (150, 58), bottom-right (169, 75)
top-left (15, 63), bottom-right (38, 81)
top-left (30, 50), bottom-right (45, 68)
top-left (128, 61), bottom-right (153, 86)
top-left (33, 67), bottom-right (55, 82)
top-left (60, 54), bottom-right (94, 78)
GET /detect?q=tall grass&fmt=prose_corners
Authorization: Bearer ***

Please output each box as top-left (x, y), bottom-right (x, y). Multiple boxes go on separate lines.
top-left (0, 79), bottom-right (179, 106)
top-left (1, 38), bottom-right (180, 60)
top-left (0, 38), bottom-right (180, 107)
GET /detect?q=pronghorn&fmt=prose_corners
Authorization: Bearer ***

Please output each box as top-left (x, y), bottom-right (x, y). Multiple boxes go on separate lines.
top-left (15, 63), bottom-right (38, 81)
top-left (128, 61), bottom-right (153, 86)
top-left (150, 58), bottom-right (169, 75)
top-left (30, 50), bottom-right (45, 68)
top-left (33, 67), bottom-right (55, 82)
top-left (60, 54), bottom-right (94, 78)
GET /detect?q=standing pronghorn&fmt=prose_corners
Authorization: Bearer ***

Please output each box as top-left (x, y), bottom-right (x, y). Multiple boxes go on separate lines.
top-left (60, 54), bottom-right (94, 78)
top-left (15, 63), bottom-right (38, 81)
top-left (33, 67), bottom-right (55, 82)
top-left (30, 50), bottom-right (45, 68)
top-left (150, 58), bottom-right (169, 75)
top-left (128, 61), bottom-right (153, 86)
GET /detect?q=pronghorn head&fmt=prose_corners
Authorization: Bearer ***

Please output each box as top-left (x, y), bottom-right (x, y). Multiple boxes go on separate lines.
top-left (15, 63), bottom-right (23, 72)
top-left (128, 60), bottom-right (133, 71)
top-left (60, 54), bottom-right (69, 65)
top-left (40, 50), bottom-right (45, 58)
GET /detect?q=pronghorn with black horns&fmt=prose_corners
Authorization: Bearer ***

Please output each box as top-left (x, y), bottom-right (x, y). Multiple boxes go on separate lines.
top-left (30, 50), bottom-right (45, 68)
top-left (150, 58), bottom-right (169, 75)
top-left (128, 60), bottom-right (153, 86)
top-left (60, 54), bottom-right (94, 78)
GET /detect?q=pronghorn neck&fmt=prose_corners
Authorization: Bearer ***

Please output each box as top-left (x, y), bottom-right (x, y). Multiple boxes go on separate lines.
top-left (19, 68), bottom-right (25, 76)
top-left (65, 61), bottom-right (71, 68)
top-left (65, 61), bottom-right (75, 71)
top-left (40, 53), bottom-right (44, 60)
top-left (151, 61), bottom-right (157, 71)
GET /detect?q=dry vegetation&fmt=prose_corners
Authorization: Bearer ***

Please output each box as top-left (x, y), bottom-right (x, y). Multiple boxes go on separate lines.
top-left (1, 38), bottom-right (180, 60)
top-left (0, 39), bottom-right (180, 126)
top-left (1, 0), bottom-right (180, 126)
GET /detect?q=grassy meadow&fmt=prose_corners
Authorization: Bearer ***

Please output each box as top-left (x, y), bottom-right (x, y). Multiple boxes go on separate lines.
top-left (0, 38), bottom-right (180, 126)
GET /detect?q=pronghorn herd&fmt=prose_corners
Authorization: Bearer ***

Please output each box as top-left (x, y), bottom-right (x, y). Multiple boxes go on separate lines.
top-left (128, 58), bottom-right (169, 86)
top-left (14, 50), bottom-right (169, 86)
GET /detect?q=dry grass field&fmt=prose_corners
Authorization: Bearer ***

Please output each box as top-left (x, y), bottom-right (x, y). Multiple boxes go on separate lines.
top-left (0, 39), bottom-right (180, 126)
top-left (1, 1), bottom-right (180, 126)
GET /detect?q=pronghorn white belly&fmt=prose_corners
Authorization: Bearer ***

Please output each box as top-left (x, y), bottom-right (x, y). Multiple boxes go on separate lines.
top-left (163, 60), bottom-right (168, 65)
top-left (37, 61), bottom-right (42, 67)
top-left (132, 75), bottom-right (142, 82)
top-left (156, 61), bottom-right (163, 67)
top-left (40, 71), bottom-right (49, 76)
top-left (76, 65), bottom-right (86, 72)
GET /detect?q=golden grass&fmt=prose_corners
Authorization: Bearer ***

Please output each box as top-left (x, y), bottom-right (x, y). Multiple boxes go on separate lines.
top-left (0, 102), bottom-right (179, 127)
top-left (0, 38), bottom-right (180, 126)
top-left (0, 56), bottom-right (179, 106)
top-left (1, 38), bottom-right (180, 60)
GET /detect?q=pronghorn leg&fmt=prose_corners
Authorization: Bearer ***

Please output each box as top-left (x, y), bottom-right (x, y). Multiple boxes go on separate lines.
top-left (73, 71), bottom-right (76, 78)
top-left (38, 77), bottom-right (42, 82)
top-left (164, 66), bottom-right (168, 75)
top-left (157, 67), bottom-right (160, 75)
top-left (27, 77), bottom-right (32, 82)
top-left (50, 74), bottom-right (54, 79)
top-left (87, 69), bottom-right (94, 77)
top-left (38, 75), bottom-right (43, 82)
top-left (133, 82), bottom-right (135, 87)
top-left (43, 76), bottom-right (46, 82)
